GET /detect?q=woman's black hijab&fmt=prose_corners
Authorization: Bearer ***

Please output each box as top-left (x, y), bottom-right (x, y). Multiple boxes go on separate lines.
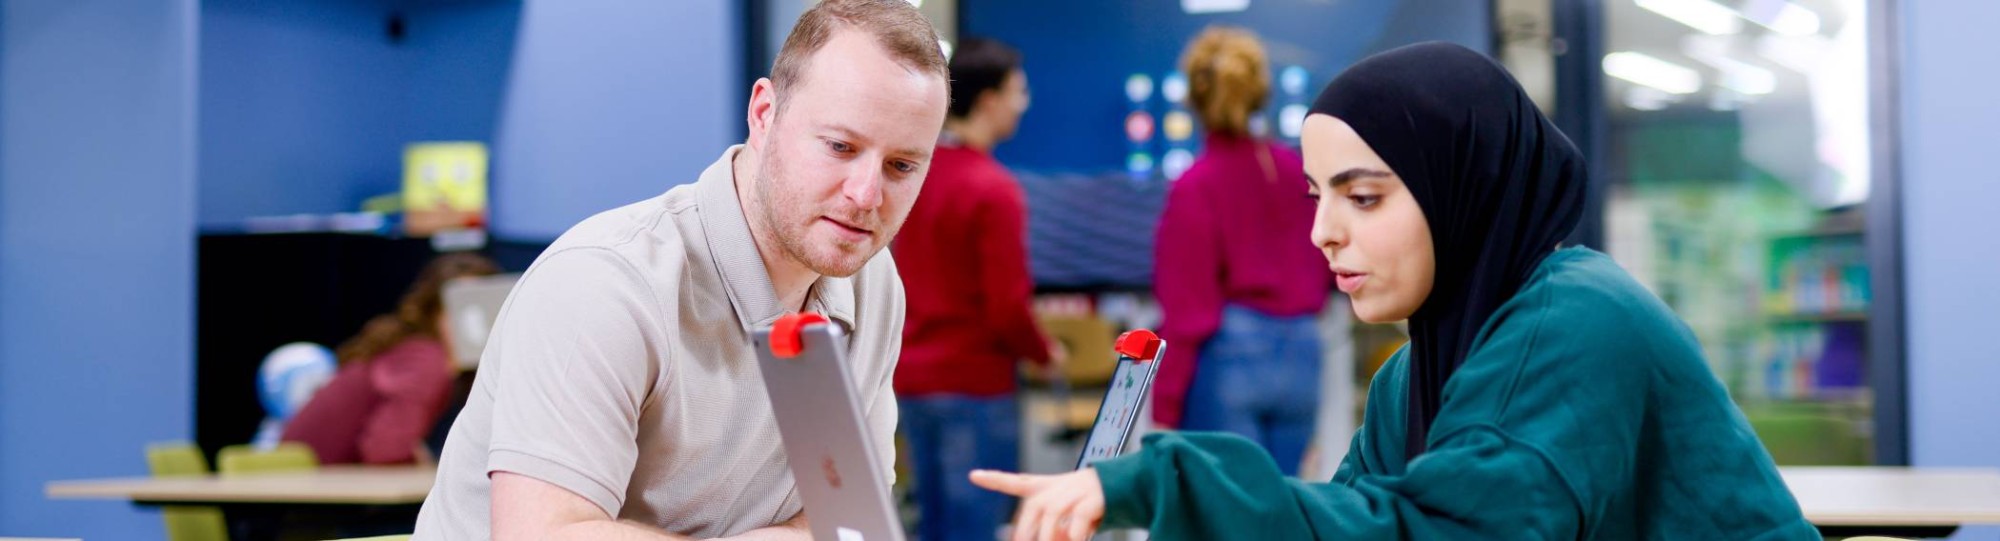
top-left (1309, 42), bottom-right (1589, 460)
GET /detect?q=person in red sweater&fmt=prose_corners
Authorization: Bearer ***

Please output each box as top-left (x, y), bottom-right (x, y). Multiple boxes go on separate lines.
top-left (893, 37), bottom-right (1062, 541)
top-left (1149, 26), bottom-right (1334, 475)
top-left (282, 253), bottom-right (500, 465)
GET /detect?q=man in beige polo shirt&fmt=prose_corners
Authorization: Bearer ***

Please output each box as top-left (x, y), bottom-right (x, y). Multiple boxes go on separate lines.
top-left (411, 1), bottom-right (949, 539)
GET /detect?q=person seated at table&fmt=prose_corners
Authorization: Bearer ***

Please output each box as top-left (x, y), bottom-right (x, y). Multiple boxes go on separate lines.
top-left (971, 42), bottom-right (1819, 540)
top-left (282, 253), bottom-right (500, 465)
top-left (413, 1), bottom-right (948, 538)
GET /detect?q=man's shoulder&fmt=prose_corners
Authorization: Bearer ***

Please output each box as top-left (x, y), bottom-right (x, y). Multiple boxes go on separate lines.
top-left (559, 185), bottom-right (699, 239)
top-left (532, 188), bottom-right (699, 286)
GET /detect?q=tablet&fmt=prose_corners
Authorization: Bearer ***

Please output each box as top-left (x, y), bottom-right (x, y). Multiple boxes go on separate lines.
top-left (1076, 329), bottom-right (1165, 469)
top-left (754, 313), bottom-right (905, 541)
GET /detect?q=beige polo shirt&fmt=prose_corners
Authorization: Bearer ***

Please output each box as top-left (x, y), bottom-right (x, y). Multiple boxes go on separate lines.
top-left (412, 146), bottom-right (903, 539)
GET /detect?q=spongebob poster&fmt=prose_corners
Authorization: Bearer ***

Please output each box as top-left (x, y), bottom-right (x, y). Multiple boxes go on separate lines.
top-left (403, 141), bottom-right (488, 235)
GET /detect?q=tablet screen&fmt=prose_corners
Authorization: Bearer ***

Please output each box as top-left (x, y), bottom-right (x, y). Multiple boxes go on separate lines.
top-left (1076, 355), bottom-right (1159, 469)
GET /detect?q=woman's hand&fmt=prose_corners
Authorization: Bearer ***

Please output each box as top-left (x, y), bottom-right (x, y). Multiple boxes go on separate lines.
top-left (970, 468), bottom-right (1106, 541)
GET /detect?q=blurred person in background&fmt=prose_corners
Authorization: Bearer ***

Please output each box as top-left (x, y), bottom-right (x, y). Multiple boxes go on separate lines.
top-left (283, 253), bottom-right (500, 465)
top-left (973, 42), bottom-right (1816, 541)
top-left (413, 0), bottom-right (950, 538)
top-left (893, 37), bottom-right (1063, 541)
top-left (1149, 25), bottom-right (1332, 475)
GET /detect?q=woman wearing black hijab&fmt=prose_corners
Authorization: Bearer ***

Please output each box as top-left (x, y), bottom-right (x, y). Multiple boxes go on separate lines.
top-left (972, 42), bottom-right (1817, 541)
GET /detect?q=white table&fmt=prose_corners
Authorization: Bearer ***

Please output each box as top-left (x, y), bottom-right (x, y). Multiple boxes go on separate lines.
top-left (47, 466), bottom-right (434, 541)
top-left (46, 465), bottom-right (434, 506)
top-left (46, 465), bottom-right (433, 505)
top-left (1783, 466), bottom-right (2000, 537)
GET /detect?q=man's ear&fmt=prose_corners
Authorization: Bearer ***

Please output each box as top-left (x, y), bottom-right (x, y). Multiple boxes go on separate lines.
top-left (747, 78), bottom-right (778, 151)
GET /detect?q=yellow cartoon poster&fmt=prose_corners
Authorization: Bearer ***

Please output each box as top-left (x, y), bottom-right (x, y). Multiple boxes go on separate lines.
top-left (403, 141), bottom-right (488, 235)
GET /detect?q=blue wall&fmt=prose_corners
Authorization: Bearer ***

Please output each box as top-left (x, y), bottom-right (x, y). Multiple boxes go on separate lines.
top-left (963, 0), bottom-right (1490, 172)
top-left (200, 0), bottom-right (404, 225)
top-left (401, 2), bottom-right (520, 144)
top-left (489, 0), bottom-right (741, 241)
top-left (196, 0), bottom-right (740, 241)
top-left (0, 1), bottom-right (738, 537)
top-left (1902, 4), bottom-right (2000, 540)
top-left (0, 1), bottom-right (199, 539)
top-left (199, 0), bottom-right (519, 228)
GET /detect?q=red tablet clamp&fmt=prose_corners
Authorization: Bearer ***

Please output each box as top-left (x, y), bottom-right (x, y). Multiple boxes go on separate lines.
top-left (1114, 329), bottom-right (1162, 362)
top-left (771, 312), bottom-right (828, 359)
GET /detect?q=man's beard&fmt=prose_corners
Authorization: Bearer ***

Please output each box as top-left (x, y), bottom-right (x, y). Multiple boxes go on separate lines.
top-left (754, 150), bottom-right (881, 278)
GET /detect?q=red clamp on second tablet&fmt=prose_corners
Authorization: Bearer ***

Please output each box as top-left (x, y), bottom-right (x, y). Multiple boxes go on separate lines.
top-left (771, 312), bottom-right (829, 359)
top-left (1114, 329), bottom-right (1162, 362)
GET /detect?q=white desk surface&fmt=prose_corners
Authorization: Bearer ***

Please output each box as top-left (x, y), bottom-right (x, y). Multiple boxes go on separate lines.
top-left (45, 465), bottom-right (434, 506)
top-left (41, 462), bottom-right (2000, 526)
top-left (1783, 466), bottom-right (2000, 526)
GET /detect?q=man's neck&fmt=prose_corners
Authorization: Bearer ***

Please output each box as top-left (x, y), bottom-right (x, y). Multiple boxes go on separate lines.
top-left (943, 120), bottom-right (994, 152)
top-left (731, 147), bottom-right (818, 314)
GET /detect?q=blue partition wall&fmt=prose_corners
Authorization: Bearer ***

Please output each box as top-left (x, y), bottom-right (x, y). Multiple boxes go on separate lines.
top-left (1900, 0), bottom-right (2000, 538)
top-left (198, 0), bottom-right (743, 242)
top-left (0, 1), bottom-right (741, 537)
top-left (0, 1), bottom-right (200, 538)
top-left (490, 0), bottom-right (741, 241)
top-left (199, 0), bottom-right (521, 227)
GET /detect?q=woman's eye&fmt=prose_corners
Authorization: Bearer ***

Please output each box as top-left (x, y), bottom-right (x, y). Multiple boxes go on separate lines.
top-left (827, 140), bottom-right (853, 154)
top-left (891, 161), bottom-right (917, 174)
top-left (1350, 195), bottom-right (1381, 208)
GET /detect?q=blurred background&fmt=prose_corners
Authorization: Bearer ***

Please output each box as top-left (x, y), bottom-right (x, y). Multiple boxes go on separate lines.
top-left (2, 0), bottom-right (1996, 539)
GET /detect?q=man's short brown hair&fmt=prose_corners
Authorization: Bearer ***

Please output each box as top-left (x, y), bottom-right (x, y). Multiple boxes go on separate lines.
top-left (770, 0), bottom-right (949, 110)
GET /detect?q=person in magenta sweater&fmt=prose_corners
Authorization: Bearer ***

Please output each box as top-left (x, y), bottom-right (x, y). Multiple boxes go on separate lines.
top-left (282, 253), bottom-right (500, 465)
top-left (892, 37), bottom-right (1063, 541)
top-left (1149, 26), bottom-right (1334, 475)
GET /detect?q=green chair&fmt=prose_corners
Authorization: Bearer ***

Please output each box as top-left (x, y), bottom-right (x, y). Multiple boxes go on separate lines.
top-left (216, 442), bottom-right (320, 476)
top-left (146, 442), bottom-right (230, 541)
top-left (217, 443), bottom-right (336, 540)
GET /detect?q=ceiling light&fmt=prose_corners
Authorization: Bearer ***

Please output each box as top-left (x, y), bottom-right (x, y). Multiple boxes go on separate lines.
top-left (1636, 0), bottom-right (1744, 35)
top-left (1757, 34), bottom-right (1833, 73)
top-left (1740, 0), bottom-right (1824, 36)
top-left (1624, 86), bottom-right (1676, 111)
top-left (1680, 35), bottom-right (1777, 95)
top-left (1768, 3), bottom-right (1822, 36)
top-left (1181, 0), bottom-right (1251, 14)
top-left (1605, 51), bottom-right (1703, 95)
top-left (1715, 59), bottom-right (1777, 95)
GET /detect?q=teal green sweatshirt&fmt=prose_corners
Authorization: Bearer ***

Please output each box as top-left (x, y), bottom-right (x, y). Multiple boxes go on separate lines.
top-left (1097, 248), bottom-right (1819, 540)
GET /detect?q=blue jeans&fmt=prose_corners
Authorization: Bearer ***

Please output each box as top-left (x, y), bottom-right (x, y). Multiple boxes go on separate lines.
top-left (1180, 304), bottom-right (1322, 476)
top-left (899, 394), bottom-right (1019, 541)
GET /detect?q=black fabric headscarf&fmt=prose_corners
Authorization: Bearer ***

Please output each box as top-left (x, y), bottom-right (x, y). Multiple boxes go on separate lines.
top-left (1309, 42), bottom-right (1589, 460)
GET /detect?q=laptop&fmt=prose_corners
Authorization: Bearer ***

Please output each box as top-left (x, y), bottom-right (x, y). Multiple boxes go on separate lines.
top-left (755, 313), bottom-right (1163, 541)
top-left (440, 273), bottom-right (519, 369)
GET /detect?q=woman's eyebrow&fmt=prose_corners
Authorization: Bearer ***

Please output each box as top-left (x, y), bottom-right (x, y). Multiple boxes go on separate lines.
top-left (1317, 167), bottom-right (1394, 188)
